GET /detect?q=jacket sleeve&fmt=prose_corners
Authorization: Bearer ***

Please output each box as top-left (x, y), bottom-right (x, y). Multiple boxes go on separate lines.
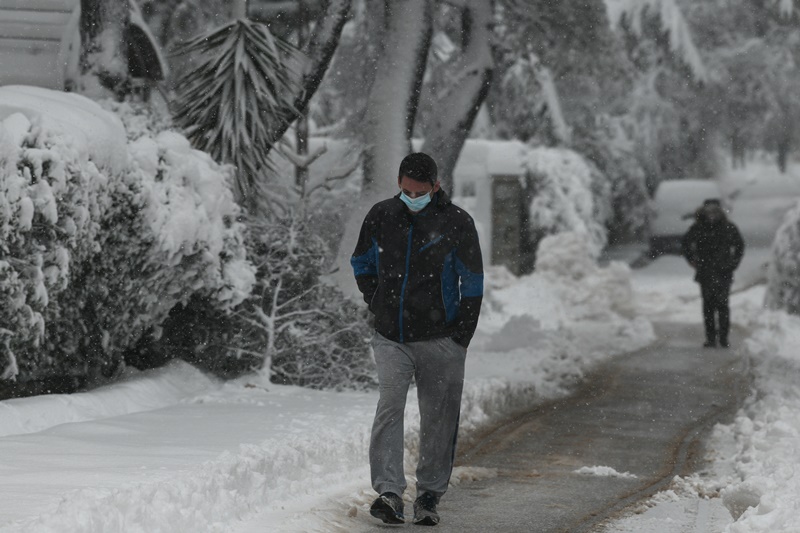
top-left (452, 216), bottom-right (484, 348)
top-left (730, 224), bottom-right (745, 270)
top-left (681, 225), bottom-right (698, 266)
top-left (350, 206), bottom-right (380, 306)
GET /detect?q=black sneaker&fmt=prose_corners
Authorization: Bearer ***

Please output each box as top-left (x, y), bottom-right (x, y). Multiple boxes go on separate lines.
top-left (413, 492), bottom-right (440, 526)
top-left (703, 340), bottom-right (716, 348)
top-left (719, 339), bottom-right (730, 348)
top-left (370, 492), bottom-right (404, 524)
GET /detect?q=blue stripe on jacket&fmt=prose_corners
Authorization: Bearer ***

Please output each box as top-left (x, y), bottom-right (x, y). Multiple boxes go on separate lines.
top-left (455, 254), bottom-right (484, 298)
top-left (441, 250), bottom-right (485, 323)
top-left (350, 237), bottom-right (379, 276)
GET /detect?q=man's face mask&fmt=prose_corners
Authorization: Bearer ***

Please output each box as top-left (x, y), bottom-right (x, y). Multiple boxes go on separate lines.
top-left (400, 190), bottom-right (432, 211)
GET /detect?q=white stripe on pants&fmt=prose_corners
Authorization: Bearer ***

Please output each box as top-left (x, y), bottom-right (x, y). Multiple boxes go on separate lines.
top-left (370, 333), bottom-right (467, 499)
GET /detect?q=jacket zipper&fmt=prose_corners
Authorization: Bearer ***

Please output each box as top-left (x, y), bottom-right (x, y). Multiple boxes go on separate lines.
top-left (398, 224), bottom-right (413, 343)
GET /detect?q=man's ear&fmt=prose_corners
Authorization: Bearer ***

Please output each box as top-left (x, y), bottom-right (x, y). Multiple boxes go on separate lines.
top-left (433, 181), bottom-right (441, 193)
top-left (397, 175), bottom-right (403, 187)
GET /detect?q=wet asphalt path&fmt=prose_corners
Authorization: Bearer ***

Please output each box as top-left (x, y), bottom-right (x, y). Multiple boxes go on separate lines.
top-left (349, 323), bottom-right (750, 533)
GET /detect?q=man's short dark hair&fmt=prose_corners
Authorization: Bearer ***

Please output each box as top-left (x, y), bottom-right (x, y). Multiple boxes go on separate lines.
top-left (399, 153), bottom-right (438, 185)
top-left (703, 198), bottom-right (721, 207)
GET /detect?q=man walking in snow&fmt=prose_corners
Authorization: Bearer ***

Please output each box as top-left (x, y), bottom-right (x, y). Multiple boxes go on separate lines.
top-left (351, 152), bottom-right (484, 526)
top-left (681, 199), bottom-right (744, 348)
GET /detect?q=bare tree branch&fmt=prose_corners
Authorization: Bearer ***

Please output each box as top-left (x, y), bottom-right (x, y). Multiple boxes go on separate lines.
top-left (265, 0), bottom-right (352, 156)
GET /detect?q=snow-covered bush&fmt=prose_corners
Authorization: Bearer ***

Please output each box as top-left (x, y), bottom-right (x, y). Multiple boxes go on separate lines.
top-left (151, 217), bottom-right (376, 389)
top-left (525, 146), bottom-right (612, 258)
top-left (0, 90), bottom-right (253, 384)
top-left (765, 200), bottom-right (800, 314)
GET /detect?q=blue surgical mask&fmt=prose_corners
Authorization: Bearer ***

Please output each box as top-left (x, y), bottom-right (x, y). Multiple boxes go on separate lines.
top-left (400, 191), bottom-right (432, 212)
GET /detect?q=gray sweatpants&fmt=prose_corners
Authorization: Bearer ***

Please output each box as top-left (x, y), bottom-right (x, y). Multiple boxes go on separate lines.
top-left (370, 333), bottom-right (467, 499)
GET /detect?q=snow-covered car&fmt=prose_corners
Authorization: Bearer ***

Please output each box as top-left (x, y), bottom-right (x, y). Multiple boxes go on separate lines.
top-left (649, 179), bottom-right (724, 256)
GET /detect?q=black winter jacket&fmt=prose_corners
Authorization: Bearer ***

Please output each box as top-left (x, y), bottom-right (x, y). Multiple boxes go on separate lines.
top-left (350, 190), bottom-right (484, 347)
top-left (681, 217), bottom-right (745, 284)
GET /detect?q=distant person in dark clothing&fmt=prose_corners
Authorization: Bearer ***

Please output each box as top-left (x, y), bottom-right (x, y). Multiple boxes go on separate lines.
top-left (681, 199), bottom-right (745, 348)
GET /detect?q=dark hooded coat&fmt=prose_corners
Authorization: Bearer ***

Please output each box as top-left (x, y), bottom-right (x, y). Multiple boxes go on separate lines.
top-left (681, 210), bottom-right (745, 284)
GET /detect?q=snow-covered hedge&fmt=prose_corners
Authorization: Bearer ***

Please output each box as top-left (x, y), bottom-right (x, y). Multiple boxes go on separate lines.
top-left (525, 146), bottom-right (611, 257)
top-left (765, 200), bottom-right (800, 314)
top-left (0, 89), bottom-right (254, 383)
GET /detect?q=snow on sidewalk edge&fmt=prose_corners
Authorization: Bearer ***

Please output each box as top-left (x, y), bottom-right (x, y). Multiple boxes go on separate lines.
top-left (0, 360), bottom-right (218, 438)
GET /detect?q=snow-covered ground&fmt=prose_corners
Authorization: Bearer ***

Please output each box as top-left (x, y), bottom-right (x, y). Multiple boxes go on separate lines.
top-left (0, 232), bottom-right (657, 533)
top-left (2, 233), bottom-right (800, 532)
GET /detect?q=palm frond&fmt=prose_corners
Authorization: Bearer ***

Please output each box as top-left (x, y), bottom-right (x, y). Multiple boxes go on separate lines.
top-left (173, 19), bottom-right (303, 204)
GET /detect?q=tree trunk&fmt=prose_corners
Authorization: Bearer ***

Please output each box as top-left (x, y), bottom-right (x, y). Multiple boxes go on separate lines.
top-left (295, 1), bottom-right (310, 190)
top-left (361, 0), bottom-right (433, 201)
top-left (78, 0), bottom-right (131, 99)
top-left (332, 0), bottom-right (433, 298)
top-left (420, 0), bottom-right (493, 195)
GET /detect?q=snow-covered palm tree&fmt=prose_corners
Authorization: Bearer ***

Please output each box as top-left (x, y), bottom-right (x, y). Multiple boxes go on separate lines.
top-left (172, 6), bottom-right (301, 206)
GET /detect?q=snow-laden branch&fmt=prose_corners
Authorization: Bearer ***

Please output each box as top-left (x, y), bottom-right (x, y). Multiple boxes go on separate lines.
top-left (605, 0), bottom-right (707, 82)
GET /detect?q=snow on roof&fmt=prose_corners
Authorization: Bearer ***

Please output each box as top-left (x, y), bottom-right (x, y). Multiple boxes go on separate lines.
top-left (452, 139), bottom-right (529, 181)
top-left (0, 86), bottom-right (128, 176)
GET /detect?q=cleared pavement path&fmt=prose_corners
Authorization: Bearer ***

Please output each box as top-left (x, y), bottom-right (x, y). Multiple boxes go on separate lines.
top-left (351, 322), bottom-right (749, 532)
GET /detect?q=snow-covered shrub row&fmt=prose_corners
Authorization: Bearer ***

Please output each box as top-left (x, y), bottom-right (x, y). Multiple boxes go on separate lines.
top-left (765, 199), bottom-right (800, 314)
top-left (150, 217), bottom-right (376, 389)
top-left (524, 146), bottom-right (612, 258)
top-left (0, 93), bottom-right (253, 383)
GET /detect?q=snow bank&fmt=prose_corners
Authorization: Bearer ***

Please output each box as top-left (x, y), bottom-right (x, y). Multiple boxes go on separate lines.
top-left (0, 361), bottom-right (217, 438)
top-left (714, 310), bottom-right (800, 532)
